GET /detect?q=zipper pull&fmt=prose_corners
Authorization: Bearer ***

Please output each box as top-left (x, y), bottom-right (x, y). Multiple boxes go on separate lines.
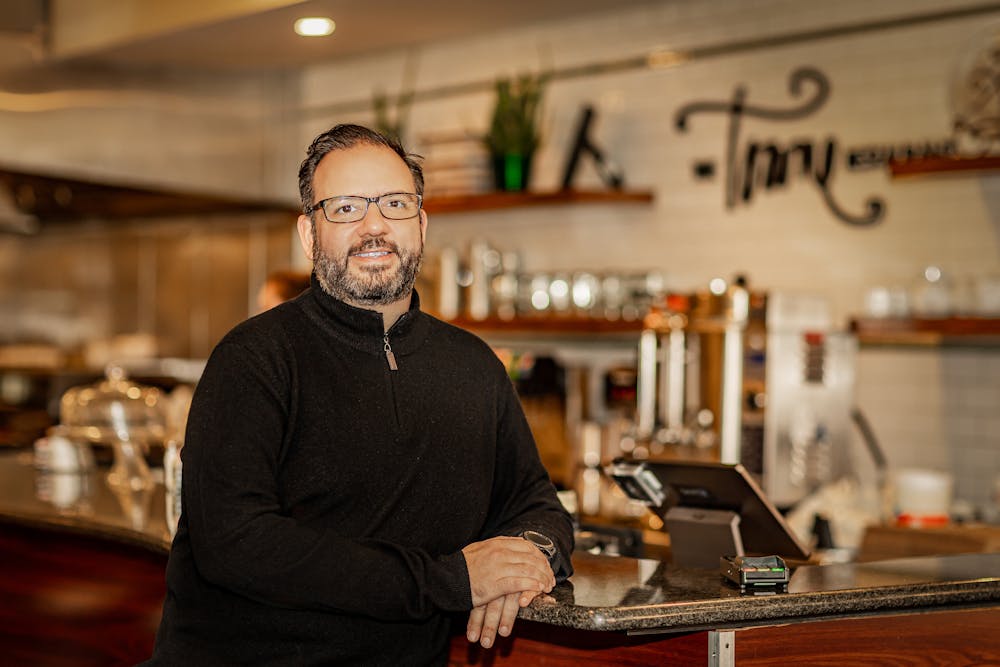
top-left (383, 333), bottom-right (398, 371)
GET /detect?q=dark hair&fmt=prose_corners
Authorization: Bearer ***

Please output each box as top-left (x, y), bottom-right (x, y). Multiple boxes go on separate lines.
top-left (297, 124), bottom-right (424, 213)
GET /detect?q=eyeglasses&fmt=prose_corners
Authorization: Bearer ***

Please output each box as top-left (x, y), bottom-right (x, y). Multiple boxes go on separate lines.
top-left (306, 192), bottom-right (422, 224)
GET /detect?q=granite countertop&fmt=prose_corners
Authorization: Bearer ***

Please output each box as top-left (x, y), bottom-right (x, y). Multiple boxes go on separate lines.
top-left (0, 450), bottom-right (171, 553)
top-left (2, 451), bottom-right (998, 635)
top-left (522, 550), bottom-right (1000, 633)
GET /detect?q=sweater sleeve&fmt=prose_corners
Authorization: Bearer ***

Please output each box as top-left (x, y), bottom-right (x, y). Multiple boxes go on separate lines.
top-left (478, 371), bottom-right (575, 581)
top-left (179, 336), bottom-right (472, 621)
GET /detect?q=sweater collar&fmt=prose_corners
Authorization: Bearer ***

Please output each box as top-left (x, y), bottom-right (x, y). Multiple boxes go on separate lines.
top-left (301, 272), bottom-right (429, 356)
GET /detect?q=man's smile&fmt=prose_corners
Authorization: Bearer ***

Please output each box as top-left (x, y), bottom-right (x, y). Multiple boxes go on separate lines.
top-left (352, 249), bottom-right (392, 259)
top-left (349, 239), bottom-right (397, 261)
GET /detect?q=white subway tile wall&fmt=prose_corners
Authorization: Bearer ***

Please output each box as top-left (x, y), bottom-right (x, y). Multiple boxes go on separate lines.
top-left (294, 0), bottom-right (1000, 509)
top-left (942, 351), bottom-right (1000, 510)
top-left (294, 0), bottom-right (997, 318)
top-left (844, 348), bottom-right (999, 514)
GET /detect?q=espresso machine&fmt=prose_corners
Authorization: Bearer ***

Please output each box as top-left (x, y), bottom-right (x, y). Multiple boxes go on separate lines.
top-left (633, 278), bottom-right (856, 509)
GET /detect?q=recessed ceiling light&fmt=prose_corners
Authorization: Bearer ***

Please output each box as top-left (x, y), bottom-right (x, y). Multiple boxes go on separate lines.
top-left (294, 17), bottom-right (335, 37)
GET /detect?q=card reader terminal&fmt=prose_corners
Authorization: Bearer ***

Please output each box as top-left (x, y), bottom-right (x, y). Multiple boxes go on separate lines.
top-left (721, 555), bottom-right (790, 593)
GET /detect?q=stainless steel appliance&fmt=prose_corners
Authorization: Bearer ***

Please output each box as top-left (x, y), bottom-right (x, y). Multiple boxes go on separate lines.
top-left (634, 279), bottom-right (856, 508)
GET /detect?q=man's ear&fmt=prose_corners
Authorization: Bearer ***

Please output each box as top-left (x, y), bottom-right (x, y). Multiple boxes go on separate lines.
top-left (419, 208), bottom-right (428, 244)
top-left (296, 215), bottom-right (315, 261)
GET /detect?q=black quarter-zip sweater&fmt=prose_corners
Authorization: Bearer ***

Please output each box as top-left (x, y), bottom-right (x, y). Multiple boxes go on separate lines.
top-left (146, 278), bottom-right (573, 666)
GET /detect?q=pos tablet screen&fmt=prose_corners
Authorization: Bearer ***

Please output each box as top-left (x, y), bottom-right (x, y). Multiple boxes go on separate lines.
top-left (607, 459), bottom-right (811, 563)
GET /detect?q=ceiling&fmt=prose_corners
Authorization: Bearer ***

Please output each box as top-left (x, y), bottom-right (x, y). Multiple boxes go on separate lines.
top-left (0, 0), bottom-right (660, 230)
top-left (0, 0), bottom-right (658, 78)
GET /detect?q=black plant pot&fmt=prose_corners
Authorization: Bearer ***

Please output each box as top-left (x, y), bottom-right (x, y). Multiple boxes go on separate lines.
top-left (491, 152), bottom-right (534, 192)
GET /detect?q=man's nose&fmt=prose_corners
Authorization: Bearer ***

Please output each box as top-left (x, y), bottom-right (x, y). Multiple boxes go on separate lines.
top-left (357, 201), bottom-right (390, 234)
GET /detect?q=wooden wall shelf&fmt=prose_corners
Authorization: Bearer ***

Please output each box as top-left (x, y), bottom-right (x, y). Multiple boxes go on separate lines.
top-left (423, 188), bottom-right (654, 215)
top-left (453, 315), bottom-right (1000, 347)
top-left (1, 165), bottom-right (652, 224)
top-left (889, 156), bottom-right (1000, 179)
top-left (444, 316), bottom-right (642, 365)
top-left (0, 164), bottom-right (297, 223)
top-left (851, 316), bottom-right (1000, 347)
top-left (448, 315), bottom-right (643, 336)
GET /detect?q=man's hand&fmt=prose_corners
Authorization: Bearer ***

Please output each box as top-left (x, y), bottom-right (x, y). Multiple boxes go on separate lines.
top-left (466, 590), bottom-right (541, 649)
top-left (462, 536), bottom-right (555, 607)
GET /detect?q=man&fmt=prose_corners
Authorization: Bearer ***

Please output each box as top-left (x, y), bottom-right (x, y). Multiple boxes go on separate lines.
top-left (146, 124), bottom-right (573, 665)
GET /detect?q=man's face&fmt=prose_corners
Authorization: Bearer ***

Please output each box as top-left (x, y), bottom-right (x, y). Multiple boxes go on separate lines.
top-left (297, 143), bottom-right (427, 309)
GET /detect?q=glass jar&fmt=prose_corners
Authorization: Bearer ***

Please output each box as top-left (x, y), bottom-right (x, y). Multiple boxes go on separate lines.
top-left (59, 365), bottom-right (166, 491)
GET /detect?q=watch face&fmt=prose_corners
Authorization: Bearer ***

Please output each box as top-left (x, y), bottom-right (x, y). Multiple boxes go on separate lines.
top-left (522, 530), bottom-right (555, 555)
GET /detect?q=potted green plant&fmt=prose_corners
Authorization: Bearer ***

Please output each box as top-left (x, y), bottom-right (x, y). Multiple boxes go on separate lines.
top-left (484, 73), bottom-right (547, 191)
top-left (371, 55), bottom-right (419, 145)
top-left (372, 84), bottom-right (416, 145)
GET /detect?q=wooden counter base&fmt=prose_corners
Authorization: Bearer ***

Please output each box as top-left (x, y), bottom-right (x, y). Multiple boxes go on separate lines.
top-left (3, 516), bottom-right (998, 667)
top-left (450, 622), bottom-right (707, 666)
top-left (449, 606), bottom-right (1000, 666)
top-left (0, 520), bottom-right (166, 666)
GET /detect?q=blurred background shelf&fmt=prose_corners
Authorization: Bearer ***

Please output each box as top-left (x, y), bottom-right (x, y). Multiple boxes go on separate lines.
top-left (447, 316), bottom-right (642, 365)
top-left (0, 164), bottom-right (297, 224)
top-left (423, 188), bottom-right (654, 215)
top-left (448, 315), bottom-right (643, 335)
top-left (456, 315), bottom-right (1000, 347)
top-left (889, 156), bottom-right (1000, 179)
top-left (851, 316), bottom-right (1000, 346)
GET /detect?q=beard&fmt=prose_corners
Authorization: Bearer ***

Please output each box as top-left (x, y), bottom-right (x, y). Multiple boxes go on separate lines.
top-left (313, 234), bottom-right (424, 307)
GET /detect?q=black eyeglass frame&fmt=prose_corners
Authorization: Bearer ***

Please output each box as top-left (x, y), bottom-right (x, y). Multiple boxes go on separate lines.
top-left (304, 192), bottom-right (423, 224)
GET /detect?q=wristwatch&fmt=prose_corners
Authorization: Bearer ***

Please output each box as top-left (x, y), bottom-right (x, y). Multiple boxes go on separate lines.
top-left (521, 530), bottom-right (557, 562)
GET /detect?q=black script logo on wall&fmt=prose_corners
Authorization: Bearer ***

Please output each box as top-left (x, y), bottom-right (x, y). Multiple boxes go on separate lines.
top-left (674, 67), bottom-right (955, 227)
